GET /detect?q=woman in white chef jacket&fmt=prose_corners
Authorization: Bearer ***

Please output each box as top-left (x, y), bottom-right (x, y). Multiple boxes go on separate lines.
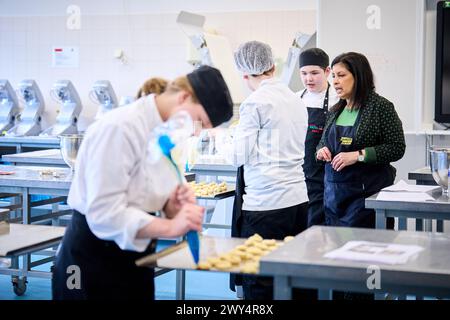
top-left (229, 41), bottom-right (309, 300)
top-left (52, 66), bottom-right (233, 300)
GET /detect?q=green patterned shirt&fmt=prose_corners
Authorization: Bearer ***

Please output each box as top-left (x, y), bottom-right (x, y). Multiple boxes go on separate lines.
top-left (317, 91), bottom-right (406, 164)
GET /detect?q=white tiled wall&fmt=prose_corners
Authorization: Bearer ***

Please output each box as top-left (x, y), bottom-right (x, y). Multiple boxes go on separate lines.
top-left (0, 10), bottom-right (316, 131)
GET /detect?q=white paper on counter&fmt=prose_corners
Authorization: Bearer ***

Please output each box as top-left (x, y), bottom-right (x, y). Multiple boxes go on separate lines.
top-left (376, 191), bottom-right (434, 202)
top-left (324, 241), bottom-right (424, 265)
top-left (382, 180), bottom-right (439, 193)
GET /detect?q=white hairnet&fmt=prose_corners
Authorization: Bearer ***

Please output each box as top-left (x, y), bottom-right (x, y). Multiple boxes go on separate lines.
top-left (234, 41), bottom-right (274, 75)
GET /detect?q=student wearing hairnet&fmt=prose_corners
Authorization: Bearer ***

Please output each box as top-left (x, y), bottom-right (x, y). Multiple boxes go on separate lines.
top-left (297, 48), bottom-right (339, 227)
top-left (229, 41), bottom-right (309, 300)
top-left (52, 66), bottom-right (233, 300)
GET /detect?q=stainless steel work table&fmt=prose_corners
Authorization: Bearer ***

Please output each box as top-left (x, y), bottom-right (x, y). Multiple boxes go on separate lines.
top-left (365, 189), bottom-right (450, 232)
top-left (0, 136), bottom-right (60, 153)
top-left (260, 226), bottom-right (450, 299)
top-left (408, 167), bottom-right (436, 186)
top-left (0, 223), bottom-right (66, 295)
top-left (0, 165), bottom-right (72, 224)
top-left (188, 163), bottom-right (237, 177)
top-left (0, 165), bottom-right (194, 298)
top-left (2, 149), bottom-right (66, 167)
top-left (1, 151), bottom-right (197, 183)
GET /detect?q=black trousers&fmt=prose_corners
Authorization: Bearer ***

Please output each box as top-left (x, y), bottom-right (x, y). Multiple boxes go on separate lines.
top-left (240, 202), bottom-right (313, 300)
top-left (52, 211), bottom-right (155, 300)
top-left (305, 179), bottom-right (325, 227)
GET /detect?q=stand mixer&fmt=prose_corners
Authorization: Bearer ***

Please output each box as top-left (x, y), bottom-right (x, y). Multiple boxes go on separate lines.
top-left (0, 80), bottom-right (20, 134)
top-left (6, 80), bottom-right (45, 136)
top-left (41, 80), bottom-right (82, 136)
top-left (89, 80), bottom-right (119, 120)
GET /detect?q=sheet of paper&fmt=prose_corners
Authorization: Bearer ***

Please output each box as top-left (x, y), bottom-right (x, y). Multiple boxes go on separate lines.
top-left (376, 191), bottom-right (434, 202)
top-left (382, 180), bottom-right (439, 193)
top-left (324, 241), bottom-right (424, 265)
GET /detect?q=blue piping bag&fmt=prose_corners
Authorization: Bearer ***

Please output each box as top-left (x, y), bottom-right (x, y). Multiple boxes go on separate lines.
top-left (158, 134), bottom-right (200, 264)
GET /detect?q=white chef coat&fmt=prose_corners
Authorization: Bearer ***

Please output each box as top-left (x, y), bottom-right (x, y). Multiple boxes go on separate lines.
top-left (297, 85), bottom-right (339, 109)
top-left (228, 77), bottom-right (309, 211)
top-left (68, 94), bottom-right (180, 252)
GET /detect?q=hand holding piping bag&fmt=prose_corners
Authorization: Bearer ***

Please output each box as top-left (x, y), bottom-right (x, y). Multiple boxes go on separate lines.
top-left (158, 134), bottom-right (201, 264)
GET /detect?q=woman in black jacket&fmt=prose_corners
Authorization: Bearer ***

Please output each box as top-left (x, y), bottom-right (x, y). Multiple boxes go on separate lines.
top-left (316, 52), bottom-right (405, 229)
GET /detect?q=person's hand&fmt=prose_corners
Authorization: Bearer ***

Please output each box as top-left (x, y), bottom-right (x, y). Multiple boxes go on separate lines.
top-left (168, 203), bottom-right (204, 237)
top-left (331, 151), bottom-right (358, 171)
top-left (163, 184), bottom-right (196, 218)
top-left (316, 147), bottom-right (332, 162)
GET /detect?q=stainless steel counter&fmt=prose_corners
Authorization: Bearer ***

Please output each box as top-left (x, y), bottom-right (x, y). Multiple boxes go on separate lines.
top-left (408, 167), bottom-right (436, 185)
top-left (188, 163), bottom-right (237, 177)
top-left (365, 189), bottom-right (450, 232)
top-left (2, 149), bottom-right (66, 167)
top-left (0, 223), bottom-right (65, 257)
top-left (0, 136), bottom-right (60, 153)
top-left (260, 226), bottom-right (450, 299)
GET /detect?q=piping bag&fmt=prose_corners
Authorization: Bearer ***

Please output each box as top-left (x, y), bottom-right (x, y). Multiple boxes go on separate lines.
top-left (158, 134), bottom-right (200, 264)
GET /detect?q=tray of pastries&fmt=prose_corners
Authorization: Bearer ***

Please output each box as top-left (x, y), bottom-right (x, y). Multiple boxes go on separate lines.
top-left (189, 181), bottom-right (235, 200)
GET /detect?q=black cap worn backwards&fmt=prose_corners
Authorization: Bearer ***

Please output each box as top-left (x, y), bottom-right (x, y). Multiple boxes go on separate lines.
top-left (187, 65), bottom-right (233, 127)
top-left (299, 48), bottom-right (330, 69)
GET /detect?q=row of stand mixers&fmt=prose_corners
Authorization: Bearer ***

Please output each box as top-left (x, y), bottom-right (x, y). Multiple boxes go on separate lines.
top-left (0, 79), bottom-right (119, 137)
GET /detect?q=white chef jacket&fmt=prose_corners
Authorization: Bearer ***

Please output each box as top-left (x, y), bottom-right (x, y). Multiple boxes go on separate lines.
top-left (68, 94), bottom-right (180, 252)
top-left (228, 77), bottom-right (309, 211)
top-left (297, 85), bottom-right (339, 109)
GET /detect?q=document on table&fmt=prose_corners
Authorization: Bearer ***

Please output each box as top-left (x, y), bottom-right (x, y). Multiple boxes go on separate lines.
top-left (324, 241), bottom-right (424, 265)
top-left (376, 192), bottom-right (434, 202)
top-left (382, 180), bottom-right (439, 193)
top-left (376, 180), bottom-right (438, 201)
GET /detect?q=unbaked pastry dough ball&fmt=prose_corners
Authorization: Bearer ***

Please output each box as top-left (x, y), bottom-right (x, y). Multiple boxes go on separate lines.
top-left (214, 260), bottom-right (232, 270)
top-left (240, 262), bottom-right (259, 274)
top-left (197, 261), bottom-right (211, 270)
top-left (284, 236), bottom-right (295, 243)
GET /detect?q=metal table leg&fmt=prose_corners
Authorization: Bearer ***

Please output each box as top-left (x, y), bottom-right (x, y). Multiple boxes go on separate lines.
top-left (437, 220), bottom-right (444, 232)
top-left (398, 218), bottom-right (407, 230)
top-left (318, 289), bottom-right (332, 300)
top-left (424, 219), bottom-right (432, 232)
top-left (52, 202), bottom-right (59, 226)
top-left (273, 276), bottom-right (291, 299)
top-left (176, 269), bottom-right (186, 300)
top-left (415, 219), bottom-right (423, 231)
top-left (375, 209), bottom-right (386, 229)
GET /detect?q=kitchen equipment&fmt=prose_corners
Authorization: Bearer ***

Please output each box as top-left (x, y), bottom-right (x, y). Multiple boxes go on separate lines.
top-left (0, 80), bottom-right (20, 134)
top-left (6, 80), bottom-right (44, 136)
top-left (89, 80), bottom-right (119, 120)
top-left (41, 80), bottom-right (82, 136)
top-left (59, 134), bottom-right (83, 171)
top-left (429, 146), bottom-right (450, 194)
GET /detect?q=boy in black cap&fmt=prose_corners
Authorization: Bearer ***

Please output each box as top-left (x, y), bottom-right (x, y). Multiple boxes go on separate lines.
top-left (53, 65), bottom-right (233, 300)
top-left (298, 48), bottom-right (339, 227)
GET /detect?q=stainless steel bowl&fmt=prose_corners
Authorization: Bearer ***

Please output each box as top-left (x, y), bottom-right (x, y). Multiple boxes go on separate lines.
top-left (429, 146), bottom-right (450, 194)
top-left (59, 134), bottom-right (83, 170)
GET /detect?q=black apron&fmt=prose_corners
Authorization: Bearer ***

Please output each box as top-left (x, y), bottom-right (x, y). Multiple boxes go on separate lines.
top-left (52, 211), bottom-right (156, 300)
top-left (324, 109), bottom-right (394, 228)
top-left (301, 85), bottom-right (329, 227)
top-left (229, 165), bottom-right (245, 291)
top-left (230, 165), bottom-right (310, 298)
